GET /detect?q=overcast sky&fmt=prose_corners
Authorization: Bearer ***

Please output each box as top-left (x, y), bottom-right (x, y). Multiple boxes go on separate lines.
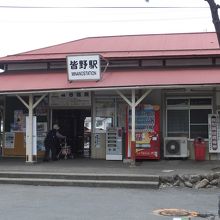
top-left (0, 0), bottom-right (218, 57)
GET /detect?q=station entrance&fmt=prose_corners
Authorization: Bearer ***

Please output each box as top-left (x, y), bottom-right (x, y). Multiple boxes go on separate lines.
top-left (52, 109), bottom-right (91, 158)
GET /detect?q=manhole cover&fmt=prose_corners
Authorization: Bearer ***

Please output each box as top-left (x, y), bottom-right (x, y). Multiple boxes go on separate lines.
top-left (154, 209), bottom-right (198, 217)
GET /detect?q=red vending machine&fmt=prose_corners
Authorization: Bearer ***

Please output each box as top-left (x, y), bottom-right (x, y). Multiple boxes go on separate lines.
top-left (126, 104), bottom-right (160, 160)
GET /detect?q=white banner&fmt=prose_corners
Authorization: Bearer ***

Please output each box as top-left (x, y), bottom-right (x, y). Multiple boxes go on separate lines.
top-left (208, 114), bottom-right (220, 153)
top-left (26, 116), bottom-right (37, 155)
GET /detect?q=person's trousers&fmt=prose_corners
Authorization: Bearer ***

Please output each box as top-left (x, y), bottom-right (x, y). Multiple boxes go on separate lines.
top-left (44, 145), bottom-right (57, 160)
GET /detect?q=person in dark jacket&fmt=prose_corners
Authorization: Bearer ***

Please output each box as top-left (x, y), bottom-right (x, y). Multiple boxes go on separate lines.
top-left (43, 124), bottom-right (66, 161)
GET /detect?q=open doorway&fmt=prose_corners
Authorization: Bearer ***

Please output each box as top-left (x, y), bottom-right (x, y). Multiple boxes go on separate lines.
top-left (52, 109), bottom-right (91, 158)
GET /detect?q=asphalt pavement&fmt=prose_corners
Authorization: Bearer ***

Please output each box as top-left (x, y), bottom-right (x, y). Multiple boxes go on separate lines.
top-left (0, 157), bottom-right (219, 176)
top-left (0, 184), bottom-right (218, 220)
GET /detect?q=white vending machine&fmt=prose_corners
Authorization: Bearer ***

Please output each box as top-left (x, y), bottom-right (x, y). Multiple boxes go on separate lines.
top-left (106, 127), bottom-right (122, 160)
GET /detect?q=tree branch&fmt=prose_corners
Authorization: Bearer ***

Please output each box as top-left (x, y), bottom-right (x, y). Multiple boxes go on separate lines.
top-left (205, 0), bottom-right (220, 46)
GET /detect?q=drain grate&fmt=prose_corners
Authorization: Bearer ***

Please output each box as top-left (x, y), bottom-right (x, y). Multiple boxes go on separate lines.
top-left (154, 209), bottom-right (198, 217)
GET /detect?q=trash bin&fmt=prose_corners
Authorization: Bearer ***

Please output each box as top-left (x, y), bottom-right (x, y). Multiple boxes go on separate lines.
top-left (194, 137), bottom-right (206, 161)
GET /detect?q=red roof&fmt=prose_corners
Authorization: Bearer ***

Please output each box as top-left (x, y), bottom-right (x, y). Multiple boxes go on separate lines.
top-left (0, 68), bottom-right (220, 93)
top-left (0, 32), bottom-right (219, 62)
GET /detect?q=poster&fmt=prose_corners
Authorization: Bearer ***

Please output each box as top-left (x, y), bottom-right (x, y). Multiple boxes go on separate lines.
top-left (37, 122), bottom-right (47, 134)
top-left (37, 137), bottom-right (45, 151)
top-left (95, 133), bottom-right (101, 148)
top-left (37, 122), bottom-right (47, 151)
top-left (34, 96), bottom-right (48, 116)
top-left (12, 110), bottom-right (25, 131)
top-left (5, 132), bottom-right (15, 148)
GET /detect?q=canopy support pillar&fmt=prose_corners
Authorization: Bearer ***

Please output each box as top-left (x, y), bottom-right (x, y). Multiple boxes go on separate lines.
top-left (16, 93), bottom-right (47, 163)
top-left (116, 89), bottom-right (152, 166)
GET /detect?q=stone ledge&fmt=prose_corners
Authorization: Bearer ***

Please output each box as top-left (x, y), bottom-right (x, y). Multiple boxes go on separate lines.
top-left (159, 172), bottom-right (220, 189)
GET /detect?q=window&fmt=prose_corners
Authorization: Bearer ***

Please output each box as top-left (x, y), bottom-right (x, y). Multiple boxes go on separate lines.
top-left (96, 119), bottom-right (103, 127)
top-left (165, 58), bottom-right (212, 67)
top-left (166, 97), bottom-right (212, 139)
top-left (190, 109), bottom-right (211, 138)
top-left (76, 92), bottom-right (81, 97)
top-left (95, 117), bottom-right (112, 131)
top-left (167, 110), bottom-right (189, 137)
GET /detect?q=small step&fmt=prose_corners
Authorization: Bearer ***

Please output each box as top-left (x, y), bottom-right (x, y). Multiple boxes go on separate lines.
top-left (0, 177), bottom-right (159, 189)
top-left (0, 172), bottom-right (159, 182)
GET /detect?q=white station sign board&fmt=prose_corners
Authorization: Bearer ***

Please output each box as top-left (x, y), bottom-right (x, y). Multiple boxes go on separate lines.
top-left (67, 54), bottom-right (101, 81)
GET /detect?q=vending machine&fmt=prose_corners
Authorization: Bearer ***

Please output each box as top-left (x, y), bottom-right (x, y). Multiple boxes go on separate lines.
top-left (106, 127), bottom-right (123, 160)
top-left (127, 104), bottom-right (160, 160)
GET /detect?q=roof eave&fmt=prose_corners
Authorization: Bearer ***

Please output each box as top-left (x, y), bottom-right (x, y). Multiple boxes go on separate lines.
top-left (1, 49), bottom-right (220, 64)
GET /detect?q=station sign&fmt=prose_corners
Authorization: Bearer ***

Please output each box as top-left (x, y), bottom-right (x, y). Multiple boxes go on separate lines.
top-left (66, 54), bottom-right (101, 81)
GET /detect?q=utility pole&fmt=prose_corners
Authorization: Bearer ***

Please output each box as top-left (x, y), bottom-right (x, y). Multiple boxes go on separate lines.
top-left (205, 0), bottom-right (220, 46)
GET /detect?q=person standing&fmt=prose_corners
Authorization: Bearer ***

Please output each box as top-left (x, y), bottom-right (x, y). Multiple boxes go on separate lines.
top-left (43, 124), bottom-right (66, 161)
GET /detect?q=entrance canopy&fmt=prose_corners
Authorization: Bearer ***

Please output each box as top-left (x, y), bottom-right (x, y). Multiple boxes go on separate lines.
top-left (0, 67), bottom-right (219, 94)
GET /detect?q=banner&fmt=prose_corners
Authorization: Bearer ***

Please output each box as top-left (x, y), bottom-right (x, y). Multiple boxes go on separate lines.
top-left (208, 114), bottom-right (220, 153)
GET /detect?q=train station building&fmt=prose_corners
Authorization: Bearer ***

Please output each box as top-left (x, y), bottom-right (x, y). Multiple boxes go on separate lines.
top-left (0, 32), bottom-right (220, 162)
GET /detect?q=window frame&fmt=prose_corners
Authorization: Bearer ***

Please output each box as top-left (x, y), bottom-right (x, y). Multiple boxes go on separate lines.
top-left (166, 96), bottom-right (213, 140)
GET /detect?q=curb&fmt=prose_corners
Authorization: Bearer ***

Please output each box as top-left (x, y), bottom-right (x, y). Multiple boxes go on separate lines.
top-left (0, 172), bottom-right (160, 189)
